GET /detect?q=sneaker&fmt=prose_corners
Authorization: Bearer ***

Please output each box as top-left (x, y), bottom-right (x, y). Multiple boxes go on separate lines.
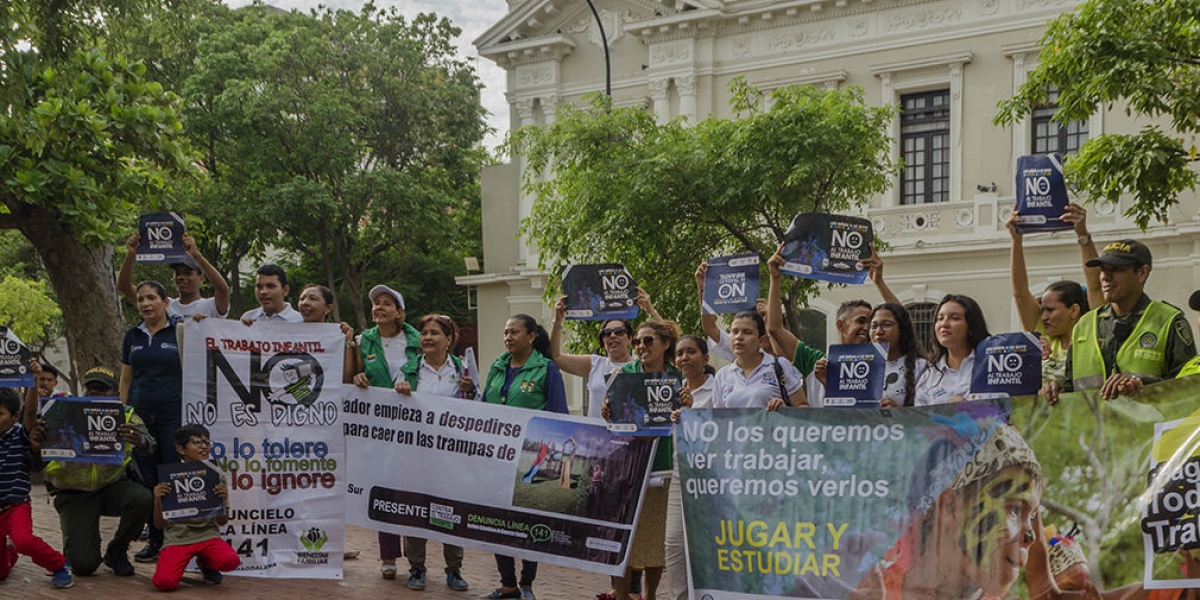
top-left (133, 541), bottom-right (161, 563)
top-left (520, 588), bottom-right (536, 600)
top-left (381, 563), bottom-right (398, 580)
top-left (478, 588), bottom-right (521, 600)
top-left (102, 544), bottom-right (135, 577)
top-left (50, 561), bottom-right (74, 589)
top-left (200, 562), bottom-right (223, 585)
top-left (407, 568), bottom-right (426, 590)
top-left (446, 571), bottom-right (469, 591)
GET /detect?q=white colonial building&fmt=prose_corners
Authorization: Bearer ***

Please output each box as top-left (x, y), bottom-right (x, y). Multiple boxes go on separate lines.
top-left (460, 0), bottom-right (1200, 413)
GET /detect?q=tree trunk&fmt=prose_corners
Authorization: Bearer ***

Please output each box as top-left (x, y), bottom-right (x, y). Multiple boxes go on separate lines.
top-left (16, 204), bottom-right (125, 385)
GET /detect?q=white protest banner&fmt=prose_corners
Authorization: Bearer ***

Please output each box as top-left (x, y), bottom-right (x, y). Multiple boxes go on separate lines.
top-left (182, 320), bottom-right (345, 579)
top-left (342, 386), bottom-right (656, 576)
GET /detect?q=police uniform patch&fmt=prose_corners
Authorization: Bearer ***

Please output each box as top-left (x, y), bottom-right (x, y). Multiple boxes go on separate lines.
top-left (1140, 332), bottom-right (1158, 348)
top-left (1175, 319), bottom-right (1196, 347)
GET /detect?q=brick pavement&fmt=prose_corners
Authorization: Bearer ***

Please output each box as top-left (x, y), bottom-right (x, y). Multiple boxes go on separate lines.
top-left (1, 485), bottom-right (610, 600)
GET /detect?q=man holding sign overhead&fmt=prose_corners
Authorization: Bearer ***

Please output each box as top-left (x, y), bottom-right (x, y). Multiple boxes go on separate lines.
top-left (117, 216), bottom-right (230, 319)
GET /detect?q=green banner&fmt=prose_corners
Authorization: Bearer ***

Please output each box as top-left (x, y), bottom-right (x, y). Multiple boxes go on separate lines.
top-left (678, 376), bottom-right (1200, 600)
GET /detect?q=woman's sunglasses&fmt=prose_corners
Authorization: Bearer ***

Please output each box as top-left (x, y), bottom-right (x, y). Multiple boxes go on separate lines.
top-left (600, 326), bottom-right (630, 339)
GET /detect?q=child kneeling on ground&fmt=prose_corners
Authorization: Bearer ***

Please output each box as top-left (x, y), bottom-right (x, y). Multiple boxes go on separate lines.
top-left (151, 424), bottom-right (240, 591)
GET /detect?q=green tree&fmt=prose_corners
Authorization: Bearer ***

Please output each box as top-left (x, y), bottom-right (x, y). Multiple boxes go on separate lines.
top-left (994, 0), bottom-right (1200, 228)
top-left (0, 0), bottom-right (198, 375)
top-left (0, 275), bottom-right (63, 355)
top-left (180, 3), bottom-right (487, 325)
top-left (508, 80), bottom-right (896, 339)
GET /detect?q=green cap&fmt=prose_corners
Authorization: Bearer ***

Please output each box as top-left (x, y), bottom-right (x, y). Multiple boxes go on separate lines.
top-left (1085, 239), bottom-right (1152, 268)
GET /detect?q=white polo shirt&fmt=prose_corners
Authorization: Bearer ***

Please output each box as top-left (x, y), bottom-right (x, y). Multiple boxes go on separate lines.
top-left (712, 351), bottom-right (803, 408)
top-left (240, 303), bottom-right (303, 323)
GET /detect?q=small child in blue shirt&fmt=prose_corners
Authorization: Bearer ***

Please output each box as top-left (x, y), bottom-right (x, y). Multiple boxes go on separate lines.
top-left (0, 388), bottom-right (73, 588)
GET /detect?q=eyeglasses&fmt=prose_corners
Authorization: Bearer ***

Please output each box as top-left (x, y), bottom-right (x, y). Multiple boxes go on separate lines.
top-left (869, 321), bottom-right (897, 331)
top-left (188, 438), bottom-right (211, 447)
top-left (633, 336), bottom-right (657, 347)
top-left (600, 327), bottom-right (630, 339)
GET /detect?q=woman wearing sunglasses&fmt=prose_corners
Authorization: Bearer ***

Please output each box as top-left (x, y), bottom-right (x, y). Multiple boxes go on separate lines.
top-left (601, 320), bottom-right (681, 600)
top-left (550, 293), bottom-right (647, 418)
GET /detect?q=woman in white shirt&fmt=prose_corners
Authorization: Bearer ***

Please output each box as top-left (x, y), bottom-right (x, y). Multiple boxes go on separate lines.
top-left (870, 303), bottom-right (930, 408)
top-left (914, 295), bottom-right (991, 405)
top-left (392, 314), bottom-right (473, 591)
top-left (549, 296), bottom-right (642, 418)
top-left (712, 311), bottom-right (806, 410)
top-left (665, 335), bottom-right (714, 600)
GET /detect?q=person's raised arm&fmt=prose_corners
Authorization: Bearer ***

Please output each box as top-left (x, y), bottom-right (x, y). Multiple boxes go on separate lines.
top-left (765, 244), bottom-right (799, 363)
top-left (549, 295), bottom-right (594, 378)
top-left (864, 249), bottom-right (901, 306)
top-left (696, 261), bottom-right (724, 346)
top-left (637, 287), bottom-right (663, 323)
top-left (1063, 202), bottom-right (1104, 311)
top-left (182, 234), bottom-right (230, 316)
top-left (24, 359), bottom-right (41, 435)
top-left (119, 364), bottom-right (133, 404)
top-left (1007, 208), bottom-right (1041, 332)
top-left (116, 233), bottom-right (140, 304)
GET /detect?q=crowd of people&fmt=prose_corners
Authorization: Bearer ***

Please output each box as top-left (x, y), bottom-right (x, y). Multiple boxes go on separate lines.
top-left (2, 202), bottom-right (1198, 598)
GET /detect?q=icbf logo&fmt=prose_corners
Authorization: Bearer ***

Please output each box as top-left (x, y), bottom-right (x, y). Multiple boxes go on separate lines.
top-left (987, 352), bottom-right (1023, 373)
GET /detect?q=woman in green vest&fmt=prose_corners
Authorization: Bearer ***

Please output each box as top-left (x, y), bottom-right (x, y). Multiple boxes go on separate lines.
top-left (601, 320), bottom-right (680, 600)
top-left (480, 314), bottom-right (567, 600)
top-left (350, 284), bottom-right (421, 580)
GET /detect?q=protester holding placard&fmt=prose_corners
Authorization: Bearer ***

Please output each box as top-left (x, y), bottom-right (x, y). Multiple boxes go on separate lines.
top-left (480, 314), bottom-right (567, 600)
top-left (550, 295), bottom-right (635, 419)
top-left (869, 303), bottom-right (930, 408)
top-left (151, 424), bottom-right (239, 591)
top-left (34, 363), bottom-right (154, 577)
top-left (1048, 240), bottom-right (1196, 402)
top-left (913, 295), bottom-right (991, 405)
top-left (349, 284), bottom-right (421, 580)
top-left (666, 335), bottom-right (714, 600)
top-left (1006, 206), bottom-right (1096, 389)
top-left (239, 264), bottom-right (303, 323)
top-left (600, 320), bottom-right (680, 600)
top-left (760, 251), bottom-right (823, 377)
top-left (297, 284), bottom-right (359, 383)
top-left (698, 260), bottom-right (786, 362)
top-left (392, 313), bottom-right (473, 592)
top-left (712, 311), bottom-right (806, 409)
top-left (0, 387), bottom-right (74, 588)
top-left (120, 280), bottom-right (183, 563)
top-left (118, 232), bottom-right (231, 320)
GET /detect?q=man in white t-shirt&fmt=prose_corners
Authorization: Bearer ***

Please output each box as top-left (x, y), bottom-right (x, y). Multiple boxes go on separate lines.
top-left (117, 233), bottom-right (230, 319)
top-left (240, 264), bottom-right (303, 323)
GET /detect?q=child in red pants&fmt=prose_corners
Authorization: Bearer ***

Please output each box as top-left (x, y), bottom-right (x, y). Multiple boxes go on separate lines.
top-left (0, 388), bottom-right (73, 588)
top-left (151, 424), bottom-right (239, 591)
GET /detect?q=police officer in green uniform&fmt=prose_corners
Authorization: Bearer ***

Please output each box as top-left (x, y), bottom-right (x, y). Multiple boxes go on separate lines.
top-left (1179, 290), bottom-right (1200, 379)
top-left (1047, 240), bottom-right (1195, 402)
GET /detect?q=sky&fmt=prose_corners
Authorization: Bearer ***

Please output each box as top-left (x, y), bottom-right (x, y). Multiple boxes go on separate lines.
top-left (226, 0), bottom-right (511, 149)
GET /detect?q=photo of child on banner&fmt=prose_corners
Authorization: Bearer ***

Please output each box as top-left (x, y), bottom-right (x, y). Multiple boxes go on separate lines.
top-left (158, 461), bottom-right (226, 522)
top-left (1013, 154), bottom-right (1071, 234)
top-left (39, 396), bottom-right (126, 464)
top-left (824, 343), bottom-right (888, 408)
top-left (779, 213), bottom-right (873, 285)
top-left (702, 254), bottom-right (761, 315)
top-left (0, 326), bottom-right (33, 388)
top-left (604, 371), bottom-right (682, 435)
top-left (969, 332), bottom-right (1043, 399)
top-left (561, 263), bottom-right (640, 321)
top-left (136, 212), bottom-right (187, 263)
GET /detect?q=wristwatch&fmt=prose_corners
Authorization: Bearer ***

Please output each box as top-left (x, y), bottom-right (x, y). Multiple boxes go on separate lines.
top-left (1077, 233), bottom-right (1091, 245)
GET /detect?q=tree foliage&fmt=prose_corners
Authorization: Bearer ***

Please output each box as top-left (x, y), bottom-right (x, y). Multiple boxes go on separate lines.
top-left (180, 3), bottom-right (488, 325)
top-left (994, 0), bottom-right (1200, 228)
top-left (508, 80), bottom-right (896, 341)
top-left (0, 0), bottom-right (199, 374)
top-left (0, 275), bottom-right (63, 353)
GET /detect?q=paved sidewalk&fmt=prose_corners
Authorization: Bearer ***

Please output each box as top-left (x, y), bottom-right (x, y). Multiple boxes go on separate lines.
top-left (2, 485), bottom-right (609, 600)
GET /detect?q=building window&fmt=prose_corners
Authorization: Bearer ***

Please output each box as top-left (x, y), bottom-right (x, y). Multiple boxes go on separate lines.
top-left (900, 90), bottom-right (951, 205)
top-left (906, 302), bottom-right (938, 355)
top-left (1031, 87), bottom-right (1088, 155)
